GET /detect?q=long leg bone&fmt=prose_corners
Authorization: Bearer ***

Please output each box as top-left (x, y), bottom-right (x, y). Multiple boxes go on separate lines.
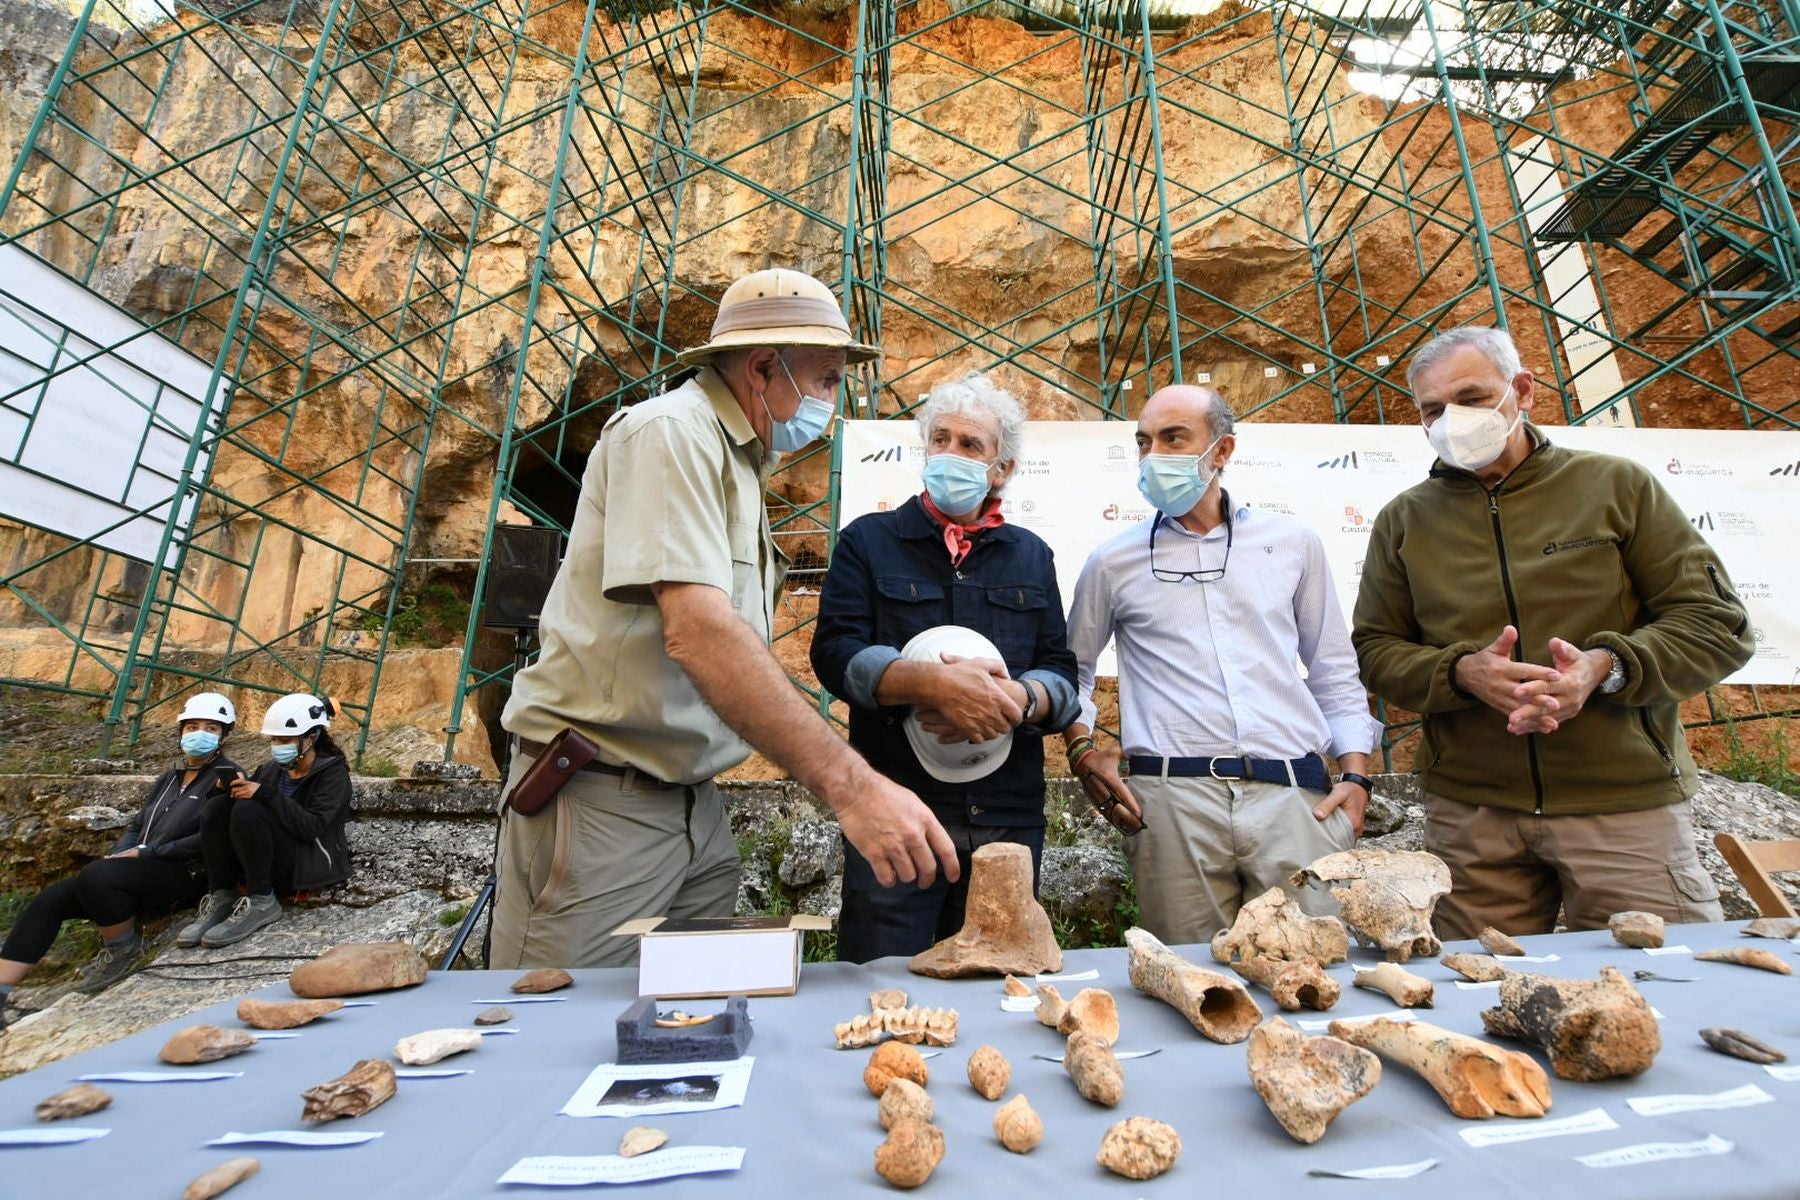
top-left (1328, 1017), bottom-right (1551, 1119)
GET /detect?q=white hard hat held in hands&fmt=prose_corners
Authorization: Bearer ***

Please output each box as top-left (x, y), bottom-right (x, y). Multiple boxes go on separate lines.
top-left (901, 625), bottom-right (1013, 784)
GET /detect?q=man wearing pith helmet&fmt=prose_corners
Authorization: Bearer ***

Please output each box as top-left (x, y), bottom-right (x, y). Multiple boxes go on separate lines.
top-left (496, 266), bottom-right (959, 969)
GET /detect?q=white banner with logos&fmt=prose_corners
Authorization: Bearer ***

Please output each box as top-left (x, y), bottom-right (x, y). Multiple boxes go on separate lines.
top-left (837, 421), bottom-right (1800, 686)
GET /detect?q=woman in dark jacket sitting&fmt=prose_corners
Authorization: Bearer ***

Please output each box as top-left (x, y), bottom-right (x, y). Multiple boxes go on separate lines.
top-left (176, 692), bottom-right (352, 949)
top-left (0, 693), bottom-right (242, 1020)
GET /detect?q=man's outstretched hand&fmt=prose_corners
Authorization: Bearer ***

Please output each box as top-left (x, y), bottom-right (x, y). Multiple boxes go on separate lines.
top-left (831, 772), bottom-right (961, 889)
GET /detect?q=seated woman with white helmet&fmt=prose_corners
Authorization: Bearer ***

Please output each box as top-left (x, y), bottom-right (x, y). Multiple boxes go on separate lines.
top-left (176, 692), bottom-right (353, 949)
top-left (0, 693), bottom-right (242, 1022)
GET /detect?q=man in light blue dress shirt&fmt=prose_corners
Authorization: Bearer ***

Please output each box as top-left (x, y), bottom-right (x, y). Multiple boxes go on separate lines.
top-left (1063, 385), bottom-right (1382, 946)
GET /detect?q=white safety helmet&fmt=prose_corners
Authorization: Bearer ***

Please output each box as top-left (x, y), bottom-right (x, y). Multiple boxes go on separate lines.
top-left (261, 693), bottom-right (332, 737)
top-left (901, 625), bottom-right (1014, 784)
top-left (176, 692), bottom-right (237, 728)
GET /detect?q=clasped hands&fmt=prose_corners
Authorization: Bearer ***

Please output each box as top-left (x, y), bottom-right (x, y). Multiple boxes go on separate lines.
top-left (1454, 625), bottom-right (1614, 736)
top-left (912, 653), bottom-right (1030, 744)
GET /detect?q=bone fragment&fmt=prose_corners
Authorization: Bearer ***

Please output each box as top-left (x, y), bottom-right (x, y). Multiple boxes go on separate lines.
top-left (1246, 1017), bottom-right (1381, 1143)
top-left (301, 1058), bottom-right (397, 1122)
top-left (1210, 886), bottom-right (1347, 966)
top-left (993, 1093), bottom-right (1042, 1153)
top-left (619, 1126), bottom-right (668, 1157)
top-left (1480, 967), bottom-right (1659, 1081)
top-left (1743, 917), bottom-right (1800, 940)
top-left (1065, 1030), bottom-right (1124, 1106)
top-left (1477, 927), bottom-right (1525, 956)
top-left (394, 1028), bottom-right (482, 1066)
top-left (474, 1006), bottom-right (513, 1026)
top-left (1034, 984), bottom-right (1066, 1028)
top-left (878, 1078), bottom-right (934, 1130)
top-left (909, 842), bottom-right (1061, 977)
top-left (1352, 962), bottom-right (1435, 1008)
top-left (1230, 954), bottom-right (1341, 1011)
top-left (34, 1083), bottom-right (110, 1122)
top-left (236, 997), bottom-right (344, 1029)
top-left (511, 967), bottom-right (573, 993)
top-left (1293, 850), bottom-right (1451, 962)
top-left (1328, 1017), bottom-right (1551, 1119)
top-left (1002, 974), bottom-right (1031, 997)
top-left (1695, 946), bottom-right (1793, 974)
top-left (869, 988), bottom-right (907, 1011)
top-left (159, 1024), bottom-right (256, 1065)
top-left (1609, 911), bottom-right (1666, 949)
top-left (1443, 952), bottom-right (1505, 983)
top-left (1125, 926), bottom-right (1261, 1044)
top-left (874, 1118), bottom-right (943, 1188)
top-left (289, 942), bottom-right (427, 998)
top-left (835, 1004), bottom-right (958, 1049)
top-left (863, 1041), bottom-right (929, 1097)
top-left (1096, 1117), bottom-right (1180, 1180)
top-left (1056, 988), bottom-right (1122, 1044)
top-left (183, 1157), bottom-right (259, 1200)
top-left (967, 1045), bottom-right (1011, 1100)
top-left (1699, 1027), bottom-right (1786, 1064)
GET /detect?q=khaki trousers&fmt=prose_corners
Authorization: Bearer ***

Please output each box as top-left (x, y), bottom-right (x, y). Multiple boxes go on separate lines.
top-left (489, 755), bottom-right (740, 969)
top-left (1424, 795), bottom-right (1723, 940)
top-left (1124, 775), bottom-right (1355, 949)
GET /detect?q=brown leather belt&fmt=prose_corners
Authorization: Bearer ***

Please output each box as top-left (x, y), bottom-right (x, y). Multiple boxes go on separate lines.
top-left (516, 737), bottom-right (678, 789)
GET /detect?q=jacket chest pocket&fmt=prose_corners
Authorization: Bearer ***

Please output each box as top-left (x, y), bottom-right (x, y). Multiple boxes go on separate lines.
top-left (875, 575), bottom-right (948, 650)
top-left (982, 582), bottom-right (1047, 668)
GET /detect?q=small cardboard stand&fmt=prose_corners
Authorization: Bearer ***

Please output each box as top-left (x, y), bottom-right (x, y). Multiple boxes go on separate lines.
top-left (612, 914), bottom-right (832, 999)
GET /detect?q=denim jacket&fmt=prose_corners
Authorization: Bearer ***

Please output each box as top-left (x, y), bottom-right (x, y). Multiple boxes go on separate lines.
top-left (811, 496), bottom-right (1079, 826)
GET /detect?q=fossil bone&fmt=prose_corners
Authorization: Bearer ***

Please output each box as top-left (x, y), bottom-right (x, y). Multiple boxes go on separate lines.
top-left (183, 1157), bottom-right (259, 1200)
top-left (909, 842), bottom-right (1061, 977)
top-left (864, 1041), bottom-right (930, 1097)
top-left (1126, 926), bottom-right (1261, 1044)
top-left (874, 1118), bottom-right (944, 1188)
top-left (1744, 917), bottom-right (1800, 940)
top-left (619, 1126), bottom-right (668, 1157)
top-left (654, 1011), bottom-right (714, 1028)
top-left (511, 967), bottom-right (573, 994)
top-left (1003, 974), bottom-right (1031, 997)
top-left (1477, 927), bottom-right (1525, 956)
top-left (1246, 1017), bottom-right (1382, 1143)
top-left (1056, 988), bottom-right (1122, 1044)
top-left (1353, 962), bottom-right (1435, 1008)
top-left (1329, 1017), bottom-right (1552, 1119)
top-left (1065, 1030), bottom-right (1124, 1106)
top-left (394, 1028), bottom-right (482, 1066)
top-left (967, 1045), bottom-right (1011, 1100)
top-left (1700, 1027), bottom-right (1786, 1064)
top-left (159, 1024), bottom-right (256, 1065)
top-left (835, 1004), bottom-right (958, 1049)
top-left (1096, 1117), bottom-right (1180, 1180)
top-left (869, 988), bottom-right (907, 1011)
top-left (289, 941), bottom-right (428, 998)
top-left (1034, 984), bottom-right (1066, 1028)
top-left (1443, 953), bottom-right (1505, 983)
top-left (236, 997), bottom-right (344, 1030)
top-left (1695, 946), bottom-right (1793, 974)
top-left (878, 1078), bottom-right (935, 1130)
top-left (474, 1006), bottom-right (514, 1026)
top-left (993, 1093), bottom-right (1042, 1152)
top-left (35, 1083), bottom-right (111, 1122)
top-left (1210, 886), bottom-right (1347, 967)
top-left (301, 1058), bottom-right (397, 1122)
top-left (1230, 954), bottom-right (1341, 1012)
top-left (1609, 911), bottom-right (1666, 949)
top-left (1480, 967), bottom-right (1660, 1081)
top-left (1292, 850), bottom-right (1451, 962)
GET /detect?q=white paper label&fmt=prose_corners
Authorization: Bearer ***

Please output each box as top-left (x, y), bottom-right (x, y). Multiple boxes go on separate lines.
top-left (1764, 1064), bottom-right (1800, 1082)
top-left (75, 1071), bottom-right (242, 1083)
top-left (1455, 980), bottom-right (1502, 991)
top-left (1627, 1084), bottom-right (1773, 1116)
top-left (208, 1130), bottom-right (383, 1147)
top-left (498, 1146), bottom-right (744, 1186)
top-left (250, 1032), bottom-right (301, 1040)
top-left (1033, 1048), bottom-right (1162, 1063)
top-left (1307, 1158), bottom-right (1439, 1180)
top-left (478, 1027), bottom-right (521, 1035)
top-left (395, 1068), bottom-right (475, 1079)
top-left (1577, 1134), bottom-right (1733, 1169)
top-left (473, 996), bottom-right (567, 1004)
top-left (561, 1058), bottom-right (754, 1119)
top-left (1512, 953), bottom-right (1561, 963)
top-left (917, 1050), bottom-right (942, 1060)
top-left (999, 995), bottom-right (1039, 1012)
top-left (1652, 1007), bottom-right (1665, 1019)
top-left (338, 1000), bottom-right (378, 1007)
top-left (1299, 1010), bottom-right (1414, 1032)
top-left (1034, 969), bottom-right (1100, 982)
top-left (0, 1127), bottom-right (109, 1145)
top-left (1459, 1107), bottom-right (1618, 1147)
top-left (1643, 945), bottom-right (1692, 956)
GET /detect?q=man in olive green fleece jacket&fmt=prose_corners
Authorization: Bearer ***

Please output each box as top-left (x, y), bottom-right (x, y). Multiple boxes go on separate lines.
top-left (1353, 326), bottom-right (1754, 939)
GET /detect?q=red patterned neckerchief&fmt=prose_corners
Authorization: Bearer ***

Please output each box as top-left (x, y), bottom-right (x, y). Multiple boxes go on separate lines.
top-left (920, 493), bottom-right (1005, 567)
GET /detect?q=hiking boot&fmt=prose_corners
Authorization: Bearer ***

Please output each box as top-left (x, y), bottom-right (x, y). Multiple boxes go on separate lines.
top-left (74, 935), bottom-right (144, 994)
top-left (200, 893), bottom-right (282, 948)
top-left (176, 890), bottom-right (237, 949)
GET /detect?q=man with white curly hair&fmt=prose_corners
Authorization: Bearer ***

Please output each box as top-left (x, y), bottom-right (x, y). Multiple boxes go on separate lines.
top-left (813, 370), bottom-right (1079, 961)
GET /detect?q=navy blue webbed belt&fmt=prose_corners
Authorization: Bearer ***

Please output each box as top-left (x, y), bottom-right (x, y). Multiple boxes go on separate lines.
top-left (1124, 753), bottom-right (1330, 794)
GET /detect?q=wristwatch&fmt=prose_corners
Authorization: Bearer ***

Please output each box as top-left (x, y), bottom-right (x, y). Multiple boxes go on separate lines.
top-left (1596, 648), bottom-right (1628, 695)
top-left (1019, 682), bottom-right (1039, 724)
top-left (1339, 772), bottom-right (1373, 794)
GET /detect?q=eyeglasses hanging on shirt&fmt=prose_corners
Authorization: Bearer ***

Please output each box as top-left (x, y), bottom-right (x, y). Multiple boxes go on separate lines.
top-left (1148, 491), bottom-right (1233, 584)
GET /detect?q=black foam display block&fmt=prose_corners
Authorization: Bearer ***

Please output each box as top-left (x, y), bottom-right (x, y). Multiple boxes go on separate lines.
top-left (615, 994), bottom-right (754, 1064)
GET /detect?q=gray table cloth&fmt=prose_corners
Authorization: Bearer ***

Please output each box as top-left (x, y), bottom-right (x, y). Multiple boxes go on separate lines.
top-left (0, 921), bottom-right (1795, 1198)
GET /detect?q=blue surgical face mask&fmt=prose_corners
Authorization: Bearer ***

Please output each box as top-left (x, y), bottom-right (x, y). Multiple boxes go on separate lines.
top-left (180, 730), bottom-right (220, 758)
top-left (922, 453), bottom-right (995, 516)
top-left (270, 741), bottom-right (301, 765)
top-left (1137, 438), bottom-right (1223, 518)
top-left (765, 358), bottom-right (835, 453)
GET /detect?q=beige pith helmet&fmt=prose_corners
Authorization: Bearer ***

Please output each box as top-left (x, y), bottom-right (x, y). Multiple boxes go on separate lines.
top-left (675, 268), bottom-right (879, 367)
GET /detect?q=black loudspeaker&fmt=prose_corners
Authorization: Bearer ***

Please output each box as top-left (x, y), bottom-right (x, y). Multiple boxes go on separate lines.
top-left (481, 525), bottom-right (562, 630)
